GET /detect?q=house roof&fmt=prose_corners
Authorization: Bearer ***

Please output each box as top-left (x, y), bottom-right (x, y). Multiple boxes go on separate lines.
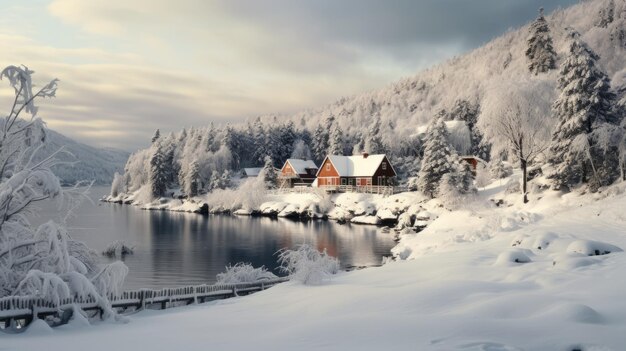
top-left (285, 159), bottom-right (318, 175)
top-left (243, 167), bottom-right (263, 176)
top-left (320, 154), bottom-right (396, 177)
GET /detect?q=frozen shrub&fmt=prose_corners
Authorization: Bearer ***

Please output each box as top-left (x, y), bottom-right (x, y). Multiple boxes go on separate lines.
top-left (216, 263), bottom-right (277, 284)
top-left (490, 160), bottom-right (513, 179)
top-left (277, 244), bottom-right (340, 285)
top-left (102, 240), bottom-right (135, 257)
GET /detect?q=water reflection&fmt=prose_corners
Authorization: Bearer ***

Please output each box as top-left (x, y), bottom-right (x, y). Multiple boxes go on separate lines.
top-left (31, 187), bottom-right (396, 290)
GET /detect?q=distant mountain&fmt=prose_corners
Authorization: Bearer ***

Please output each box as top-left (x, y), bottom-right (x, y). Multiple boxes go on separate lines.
top-left (43, 129), bottom-right (129, 185)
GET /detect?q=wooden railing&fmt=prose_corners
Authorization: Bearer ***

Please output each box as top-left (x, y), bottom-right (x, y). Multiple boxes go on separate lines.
top-left (0, 278), bottom-right (289, 330)
top-left (270, 185), bottom-right (406, 196)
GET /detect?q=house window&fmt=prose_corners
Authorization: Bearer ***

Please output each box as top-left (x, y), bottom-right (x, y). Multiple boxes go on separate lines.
top-left (382, 162), bottom-right (387, 170)
top-left (326, 163), bottom-right (330, 171)
top-left (366, 178), bottom-right (372, 186)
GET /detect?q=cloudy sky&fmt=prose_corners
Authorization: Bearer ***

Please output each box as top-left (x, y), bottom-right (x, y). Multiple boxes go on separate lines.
top-left (0, 0), bottom-right (578, 151)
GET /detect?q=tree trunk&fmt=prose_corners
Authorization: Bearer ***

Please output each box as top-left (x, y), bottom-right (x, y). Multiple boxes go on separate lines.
top-left (521, 159), bottom-right (528, 204)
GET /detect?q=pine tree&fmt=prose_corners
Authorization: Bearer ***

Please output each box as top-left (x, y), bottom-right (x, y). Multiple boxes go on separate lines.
top-left (417, 118), bottom-right (457, 198)
top-left (186, 159), bottom-right (201, 197)
top-left (149, 143), bottom-right (168, 198)
top-left (151, 129), bottom-right (160, 144)
top-left (312, 123), bottom-right (329, 162)
top-left (596, 0), bottom-right (615, 28)
top-left (206, 122), bottom-right (217, 152)
top-left (525, 8), bottom-right (557, 75)
top-left (548, 29), bottom-right (620, 191)
top-left (364, 115), bottom-right (385, 154)
top-left (206, 170), bottom-right (220, 192)
top-left (221, 169), bottom-right (232, 189)
top-left (262, 156), bottom-right (278, 189)
top-left (251, 117), bottom-right (267, 165)
top-left (328, 122), bottom-right (345, 155)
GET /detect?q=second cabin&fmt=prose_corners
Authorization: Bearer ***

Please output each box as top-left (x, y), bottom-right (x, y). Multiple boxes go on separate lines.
top-left (278, 159), bottom-right (319, 188)
top-left (316, 153), bottom-right (397, 188)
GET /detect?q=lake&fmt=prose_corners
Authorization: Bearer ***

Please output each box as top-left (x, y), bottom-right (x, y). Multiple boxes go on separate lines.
top-left (30, 186), bottom-right (396, 290)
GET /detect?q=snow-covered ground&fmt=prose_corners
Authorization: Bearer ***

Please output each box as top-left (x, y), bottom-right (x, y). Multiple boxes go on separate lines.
top-left (7, 176), bottom-right (626, 350)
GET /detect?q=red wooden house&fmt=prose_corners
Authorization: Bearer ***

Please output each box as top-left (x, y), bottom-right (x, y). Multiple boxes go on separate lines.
top-left (278, 159), bottom-right (318, 188)
top-left (316, 153), bottom-right (397, 188)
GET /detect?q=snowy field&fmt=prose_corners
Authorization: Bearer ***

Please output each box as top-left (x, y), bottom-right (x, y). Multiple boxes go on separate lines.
top-left (6, 177), bottom-right (626, 351)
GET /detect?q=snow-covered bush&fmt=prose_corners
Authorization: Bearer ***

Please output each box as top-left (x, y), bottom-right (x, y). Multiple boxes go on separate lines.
top-left (110, 172), bottom-right (124, 197)
top-left (215, 263), bottom-right (277, 284)
top-left (490, 160), bottom-right (513, 179)
top-left (0, 65), bottom-right (127, 319)
top-left (277, 245), bottom-right (340, 285)
top-left (102, 240), bottom-right (135, 257)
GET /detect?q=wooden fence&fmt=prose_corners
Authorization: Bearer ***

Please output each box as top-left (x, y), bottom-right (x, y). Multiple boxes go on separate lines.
top-left (0, 278), bottom-right (289, 330)
top-left (271, 185), bottom-right (407, 196)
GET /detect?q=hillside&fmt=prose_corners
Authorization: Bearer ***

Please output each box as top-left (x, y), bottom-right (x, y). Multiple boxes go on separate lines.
top-left (115, 0), bottom-right (626, 200)
top-left (41, 128), bottom-right (129, 185)
top-left (282, 0), bottom-right (626, 146)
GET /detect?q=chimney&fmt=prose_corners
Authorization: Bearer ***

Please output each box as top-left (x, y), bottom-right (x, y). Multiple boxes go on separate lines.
top-left (362, 152), bottom-right (369, 159)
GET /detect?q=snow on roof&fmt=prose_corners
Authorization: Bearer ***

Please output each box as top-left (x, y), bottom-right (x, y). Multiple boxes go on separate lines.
top-left (286, 159), bottom-right (318, 175)
top-left (325, 154), bottom-right (394, 177)
top-left (243, 167), bottom-right (263, 176)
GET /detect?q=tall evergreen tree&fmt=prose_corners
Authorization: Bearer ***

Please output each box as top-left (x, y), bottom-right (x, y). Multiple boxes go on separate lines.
top-left (205, 122), bottom-right (217, 152)
top-left (364, 115), bottom-right (385, 154)
top-left (525, 8), bottom-right (557, 75)
top-left (417, 117), bottom-right (457, 198)
top-left (312, 123), bottom-right (328, 162)
top-left (548, 29), bottom-right (621, 191)
top-left (262, 156), bottom-right (278, 189)
top-left (149, 143), bottom-right (168, 198)
top-left (186, 159), bottom-right (201, 197)
top-left (151, 129), bottom-right (160, 144)
top-left (328, 122), bottom-right (345, 155)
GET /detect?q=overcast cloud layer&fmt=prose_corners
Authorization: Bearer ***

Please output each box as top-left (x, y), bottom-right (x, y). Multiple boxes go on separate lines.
top-left (0, 0), bottom-right (578, 151)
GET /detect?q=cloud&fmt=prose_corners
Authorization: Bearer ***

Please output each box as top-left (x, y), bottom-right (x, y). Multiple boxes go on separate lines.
top-left (0, 0), bottom-right (581, 151)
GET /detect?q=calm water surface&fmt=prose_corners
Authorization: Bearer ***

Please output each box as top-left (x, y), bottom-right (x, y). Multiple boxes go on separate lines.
top-left (31, 187), bottom-right (395, 290)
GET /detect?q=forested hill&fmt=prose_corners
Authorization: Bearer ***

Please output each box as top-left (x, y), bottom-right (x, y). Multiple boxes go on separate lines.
top-left (117, 0), bottom-right (626, 198)
top-left (41, 128), bottom-right (129, 185)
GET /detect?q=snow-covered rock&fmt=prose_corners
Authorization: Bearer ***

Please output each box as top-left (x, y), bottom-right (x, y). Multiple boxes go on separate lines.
top-left (351, 215), bottom-right (381, 225)
top-left (566, 240), bottom-right (623, 256)
top-left (494, 249), bottom-right (533, 266)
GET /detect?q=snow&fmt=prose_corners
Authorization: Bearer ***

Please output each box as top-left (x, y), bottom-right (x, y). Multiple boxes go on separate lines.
top-left (243, 167), bottom-right (263, 177)
top-left (8, 176), bottom-right (626, 350)
top-left (324, 154), bottom-right (390, 177)
top-left (284, 159), bottom-right (317, 175)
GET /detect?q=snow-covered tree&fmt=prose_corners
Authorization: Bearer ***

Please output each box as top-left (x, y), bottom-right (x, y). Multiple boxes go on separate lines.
top-left (151, 129), bottom-right (160, 144)
top-left (417, 117), bottom-right (456, 198)
top-left (208, 170), bottom-right (221, 192)
top-left (525, 8), bottom-right (557, 75)
top-left (548, 29), bottom-right (621, 191)
top-left (291, 139), bottom-right (312, 160)
top-left (110, 172), bottom-right (124, 197)
top-left (489, 160), bottom-right (513, 179)
top-left (186, 159), bottom-right (201, 196)
top-left (149, 143), bottom-right (168, 198)
top-left (364, 115), bottom-right (385, 154)
top-left (596, 0), bottom-right (615, 28)
top-left (312, 117), bottom-right (332, 162)
top-left (262, 156), bottom-right (277, 189)
top-left (0, 65), bottom-right (126, 315)
top-left (328, 122), bottom-right (345, 155)
top-left (221, 169), bottom-right (232, 189)
top-left (479, 80), bottom-right (553, 203)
